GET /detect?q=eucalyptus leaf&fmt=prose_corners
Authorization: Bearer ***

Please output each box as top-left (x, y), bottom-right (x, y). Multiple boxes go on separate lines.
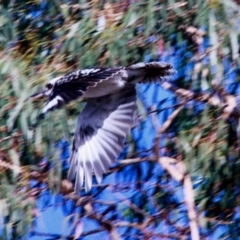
top-left (7, 94), bottom-right (26, 131)
top-left (8, 149), bottom-right (20, 177)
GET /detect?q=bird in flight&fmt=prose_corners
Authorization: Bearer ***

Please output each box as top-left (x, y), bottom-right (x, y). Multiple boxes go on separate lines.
top-left (30, 62), bottom-right (176, 193)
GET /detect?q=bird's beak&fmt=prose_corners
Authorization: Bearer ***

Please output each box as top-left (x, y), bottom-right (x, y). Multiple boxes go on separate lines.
top-left (30, 90), bottom-right (46, 100)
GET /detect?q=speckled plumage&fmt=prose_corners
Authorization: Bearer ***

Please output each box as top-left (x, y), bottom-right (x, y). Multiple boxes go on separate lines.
top-left (31, 62), bottom-right (176, 193)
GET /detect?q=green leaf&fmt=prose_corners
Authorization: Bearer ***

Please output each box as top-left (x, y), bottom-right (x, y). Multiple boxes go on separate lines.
top-left (1, 60), bottom-right (11, 74)
top-left (8, 149), bottom-right (20, 177)
top-left (0, 199), bottom-right (9, 217)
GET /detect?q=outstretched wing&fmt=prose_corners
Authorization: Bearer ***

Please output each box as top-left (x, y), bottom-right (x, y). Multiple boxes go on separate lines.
top-left (41, 67), bottom-right (123, 116)
top-left (68, 85), bottom-right (136, 193)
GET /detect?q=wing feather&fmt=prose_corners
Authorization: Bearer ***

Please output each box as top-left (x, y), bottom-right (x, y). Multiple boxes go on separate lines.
top-left (86, 137), bottom-right (105, 184)
top-left (91, 135), bottom-right (112, 169)
top-left (68, 85), bottom-right (136, 192)
top-left (75, 154), bottom-right (84, 192)
top-left (82, 139), bottom-right (93, 192)
top-left (68, 150), bottom-right (77, 181)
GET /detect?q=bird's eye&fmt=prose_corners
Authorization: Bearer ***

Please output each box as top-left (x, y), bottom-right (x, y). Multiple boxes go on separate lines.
top-left (46, 83), bottom-right (53, 89)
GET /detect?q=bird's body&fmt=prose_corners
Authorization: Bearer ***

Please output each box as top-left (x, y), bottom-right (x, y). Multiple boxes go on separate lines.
top-left (83, 69), bottom-right (126, 98)
top-left (31, 62), bottom-right (176, 193)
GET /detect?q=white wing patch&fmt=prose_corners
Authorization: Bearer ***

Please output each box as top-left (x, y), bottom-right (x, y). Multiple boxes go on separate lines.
top-left (80, 69), bottom-right (100, 75)
top-left (42, 95), bottom-right (64, 114)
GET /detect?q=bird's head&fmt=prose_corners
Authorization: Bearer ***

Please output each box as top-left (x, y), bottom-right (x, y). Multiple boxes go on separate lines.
top-left (30, 76), bottom-right (62, 100)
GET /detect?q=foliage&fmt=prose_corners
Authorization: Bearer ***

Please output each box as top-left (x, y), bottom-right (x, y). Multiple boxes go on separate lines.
top-left (0, 0), bottom-right (239, 239)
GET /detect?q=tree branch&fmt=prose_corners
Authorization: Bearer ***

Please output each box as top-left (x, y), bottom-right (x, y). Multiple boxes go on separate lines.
top-left (158, 156), bottom-right (200, 240)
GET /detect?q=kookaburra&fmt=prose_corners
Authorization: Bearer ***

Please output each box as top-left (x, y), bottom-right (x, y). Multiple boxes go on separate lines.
top-left (30, 62), bottom-right (176, 193)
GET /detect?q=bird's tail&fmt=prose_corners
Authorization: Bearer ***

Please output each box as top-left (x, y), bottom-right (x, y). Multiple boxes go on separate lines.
top-left (126, 62), bottom-right (176, 83)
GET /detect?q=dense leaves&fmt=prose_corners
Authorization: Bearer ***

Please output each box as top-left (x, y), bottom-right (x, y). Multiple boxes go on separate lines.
top-left (0, 0), bottom-right (240, 239)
